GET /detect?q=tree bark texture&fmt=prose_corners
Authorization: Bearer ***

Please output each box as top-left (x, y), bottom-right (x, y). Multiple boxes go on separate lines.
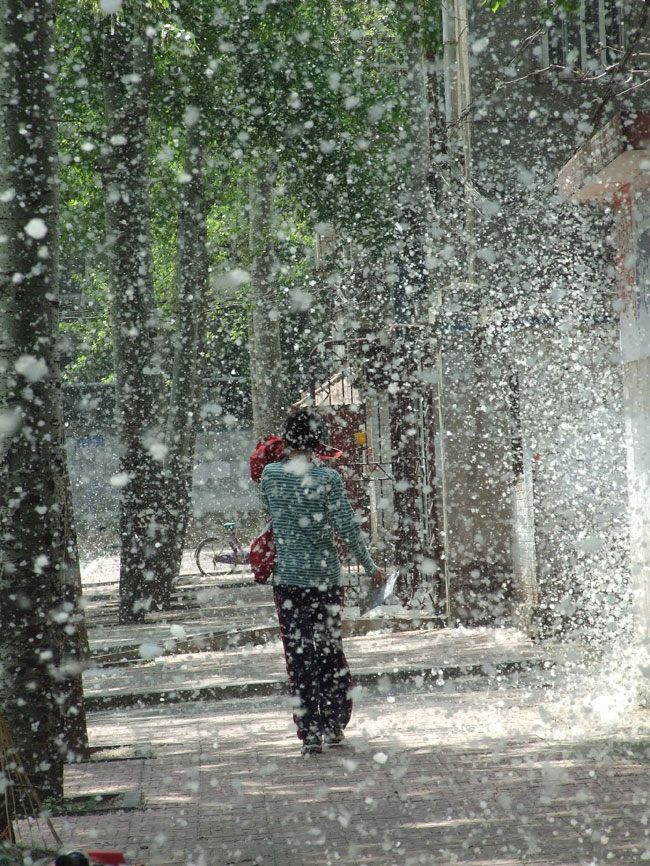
top-left (394, 37), bottom-right (432, 323)
top-left (0, 0), bottom-right (88, 796)
top-left (100, 16), bottom-right (166, 623)
top-left (387, 336), bottom-right (423, 600)
top-left (58, 471), bottom-right (90, 759)
top-left (150, 126), bottom-right (208, 608)
top-left (249, 163), bottom-right (286, 439)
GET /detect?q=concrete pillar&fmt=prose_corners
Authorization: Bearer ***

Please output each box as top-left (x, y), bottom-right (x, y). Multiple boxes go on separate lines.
top-left (622, 359), bottom-right (650, 643)
top-left (615, 184), bottom-right (650, 647)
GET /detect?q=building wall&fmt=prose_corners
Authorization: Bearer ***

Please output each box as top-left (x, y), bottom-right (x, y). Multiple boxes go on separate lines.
top-left (439, 328), bottom-right (514, 624)
top-left (190, 429), bottom-right (261, 537)
top-left (66, 425), bottom-right (260, 552)
top-left (516, 326), bottom-right (629, 635)
top-left (436, 312), bottom-right (628, 631)
top-left (430, 1), bottom-right (641, 630)
top-left (614, 185), bottom-right (650, 644)
top-left (622, 358), bottom-right (650, 643)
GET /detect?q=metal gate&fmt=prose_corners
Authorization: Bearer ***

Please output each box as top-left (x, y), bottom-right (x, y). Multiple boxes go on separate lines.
top-left (302, 330), bottom-right (450, 619)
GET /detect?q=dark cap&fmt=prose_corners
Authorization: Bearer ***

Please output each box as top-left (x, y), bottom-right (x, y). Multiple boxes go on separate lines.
top-left (283, 409), bottom-right (323, 451)
top-left (55, 853), bottom-right (91, 866)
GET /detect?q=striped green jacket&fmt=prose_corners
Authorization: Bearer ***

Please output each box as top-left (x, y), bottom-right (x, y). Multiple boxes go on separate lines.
top-left (260, 457), bottom-right (378, 588)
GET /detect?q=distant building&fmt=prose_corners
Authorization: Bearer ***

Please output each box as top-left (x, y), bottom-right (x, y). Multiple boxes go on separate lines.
top-left (434, 0), bottom-right (647, 634)
top-left (311, 2), bottom-right (647, 634)
top-left (558, 110), bottom-right (650, 642)
top-left (62, 382), bottom-right (260, 550)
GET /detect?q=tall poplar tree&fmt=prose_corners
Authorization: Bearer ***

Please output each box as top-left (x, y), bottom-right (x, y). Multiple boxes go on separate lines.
top-left (99, 6), bottom-right (167, 622)
top-left (0, 0), bottom-right (88, 797)
top-left (249, 161), bottom-right (287, 439)
top-left (150, 121), bottom-right (209, 607)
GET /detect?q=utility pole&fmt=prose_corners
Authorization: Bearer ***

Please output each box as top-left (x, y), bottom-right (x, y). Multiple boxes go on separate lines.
top-left (248, 160), bottom-right (286, 439)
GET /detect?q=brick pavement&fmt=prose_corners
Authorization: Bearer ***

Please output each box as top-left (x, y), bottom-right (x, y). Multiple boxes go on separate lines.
top-left (49, 555), bottom-right (650, 866)
top-left (59, 671), bottom-right (650, 866)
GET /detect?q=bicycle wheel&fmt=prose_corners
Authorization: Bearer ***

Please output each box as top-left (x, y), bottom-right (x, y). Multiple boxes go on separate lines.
top-left (194, 537), bottom-right (237, 576)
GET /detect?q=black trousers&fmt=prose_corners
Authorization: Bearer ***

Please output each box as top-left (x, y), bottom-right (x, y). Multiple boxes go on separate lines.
top-left (273, 585), bottom-right (353, 740)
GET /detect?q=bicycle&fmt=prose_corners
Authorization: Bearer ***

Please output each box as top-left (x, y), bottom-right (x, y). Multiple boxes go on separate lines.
top-left (194, 522), bottom-right (251, 576)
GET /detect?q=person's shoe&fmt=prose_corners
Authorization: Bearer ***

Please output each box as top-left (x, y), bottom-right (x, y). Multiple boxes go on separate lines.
top-left (301, 733), bottom-right (322, 755)
top-left (323, 728), bottom-right (345, 746)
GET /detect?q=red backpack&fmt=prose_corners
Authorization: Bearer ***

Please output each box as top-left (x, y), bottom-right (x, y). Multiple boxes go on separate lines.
top-left (250, 435), bottom-right (287, 483)
top-left (249, 437), bottom-right (286, 583)
top-left (249, 521), bottom-right (276, 584)
top-left (250, 435), bottom-right (342, 483)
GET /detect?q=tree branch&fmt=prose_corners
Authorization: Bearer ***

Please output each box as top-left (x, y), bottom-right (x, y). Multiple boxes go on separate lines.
top-left (590, 1), bottom-right (650, 132)
top-left (448, 6), bottom-right (649, 136)
top-left (492, 64), bottom-right (565, 88)
top-left (616, 76), bottom-right (650, 98)
top-left (449, 27), bottom-right (544, 128)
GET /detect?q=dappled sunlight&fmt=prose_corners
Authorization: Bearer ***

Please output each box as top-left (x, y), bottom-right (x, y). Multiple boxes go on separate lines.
top-left (3, 0), bottom-right (650, 863)
top-left (56, 677), bottom-right (650, 863)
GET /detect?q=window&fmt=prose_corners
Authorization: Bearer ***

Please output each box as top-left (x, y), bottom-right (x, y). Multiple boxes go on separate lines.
top-left (542, 0), bottom-right (627, 74)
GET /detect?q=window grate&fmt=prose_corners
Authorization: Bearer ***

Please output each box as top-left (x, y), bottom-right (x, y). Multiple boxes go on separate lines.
top-left (542, 0), bottom-right (627, 74)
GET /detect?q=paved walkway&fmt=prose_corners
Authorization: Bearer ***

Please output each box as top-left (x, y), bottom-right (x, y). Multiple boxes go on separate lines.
top-left (40, 556), bottom-right (650, 865)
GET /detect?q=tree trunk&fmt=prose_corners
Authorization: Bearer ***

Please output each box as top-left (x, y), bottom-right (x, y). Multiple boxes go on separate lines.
top-left (387, 334), bottom-right (423, 600)
top-left (150, 125), bottom-right (208, 607)
top-left (58, 472), bottom-right (90, 759)
top-left (0, 0), bottom-right (88, 796)
top-left (248, 162), bottom-right (286, 439)
top-left (395, 35), bottom-right (431, 323)
top-left (100, 15), bottom-right (166, 623)
top-left (385, 30), bottom-right (434, 598)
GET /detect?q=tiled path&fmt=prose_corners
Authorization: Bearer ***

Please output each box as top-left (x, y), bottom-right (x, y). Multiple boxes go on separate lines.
top-left (46, 556), bottom-right (650, 865)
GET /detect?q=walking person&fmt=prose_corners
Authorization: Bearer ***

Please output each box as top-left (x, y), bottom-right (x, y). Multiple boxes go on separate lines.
top-left (260, 408), bottom-right (385, 755)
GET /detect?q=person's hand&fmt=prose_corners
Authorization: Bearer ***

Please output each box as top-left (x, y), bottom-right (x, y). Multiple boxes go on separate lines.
top-left (371, 567), bottom-right (385, 586)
